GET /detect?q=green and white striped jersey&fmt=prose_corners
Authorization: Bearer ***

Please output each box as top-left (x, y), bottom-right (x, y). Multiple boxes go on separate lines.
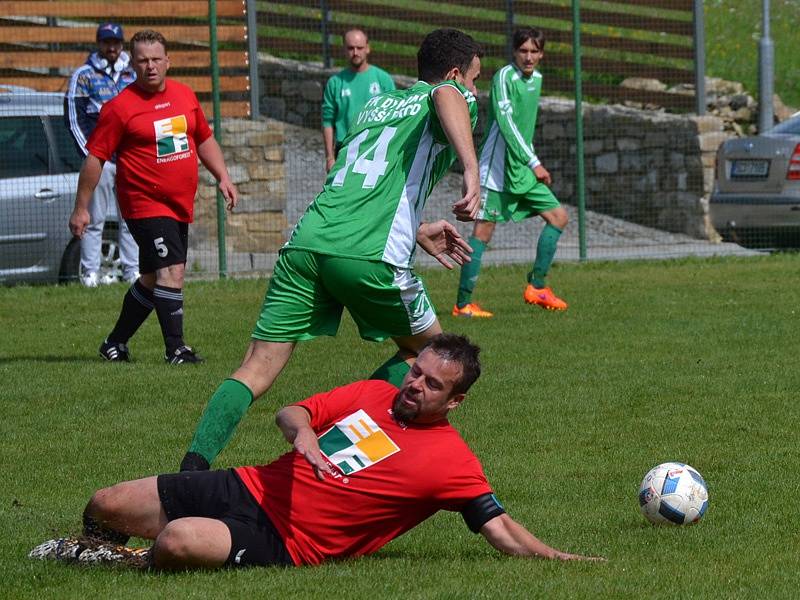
top-left (286, 80), bottom-right (478, 268)
top-left (479, 64), bottom-right (543, 194)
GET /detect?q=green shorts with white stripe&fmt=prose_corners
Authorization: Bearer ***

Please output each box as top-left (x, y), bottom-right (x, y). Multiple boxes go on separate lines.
top-left (252, 248), bottom-right (437, 342)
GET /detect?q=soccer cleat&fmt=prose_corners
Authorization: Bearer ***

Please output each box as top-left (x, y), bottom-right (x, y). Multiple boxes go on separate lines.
top-left (29, 538), bottom-right (82, 561)
top-left (29, 537), bottom-right (151, 568)
top-left (99, 339), bottom-right (130, 362)
top-left (77, 544), bottom-right (151, 568)
top-left (180, 451), bottom-right (210, 472)
top-left (523, 285), bottom-right (568, 311)
top-left (165, 345), bottom-right (204, 365)
top-left (451, 303), bottom-right (494, 318)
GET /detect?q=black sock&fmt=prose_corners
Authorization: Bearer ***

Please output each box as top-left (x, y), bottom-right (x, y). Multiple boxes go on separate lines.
top-left (82, 510), bottom-right (130, 545)
top-left (108, 281), bottom-right (154, 344)
top-left (153, 285), bottom-right (185, 354)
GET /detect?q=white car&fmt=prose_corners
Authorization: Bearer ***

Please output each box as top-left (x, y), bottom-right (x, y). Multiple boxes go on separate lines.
top-left (0, 85), bottom-right (120, 284)
top-left (710, 113), bottom-right (800, 247)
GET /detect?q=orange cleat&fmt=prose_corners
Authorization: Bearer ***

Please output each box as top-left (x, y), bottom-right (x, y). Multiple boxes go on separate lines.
top-left (523, 285), bottom-right (568, 311)
top-left (452, 303), bottom-right (494, 318)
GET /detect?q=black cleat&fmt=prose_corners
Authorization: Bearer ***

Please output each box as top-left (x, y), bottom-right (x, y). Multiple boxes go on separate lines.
top-left (99, 339), bottom-right (130, 362)
top-left (180, 451), bottom-right (210, 472)
top-left (165, 345), bottom-right (204, 365)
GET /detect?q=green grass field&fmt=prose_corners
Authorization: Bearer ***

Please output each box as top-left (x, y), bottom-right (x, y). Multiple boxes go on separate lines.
top-left (2, 256), bottom-right (800, 598)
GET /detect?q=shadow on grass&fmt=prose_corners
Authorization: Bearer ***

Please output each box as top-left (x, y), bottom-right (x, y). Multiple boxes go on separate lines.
top-left (0, 356), bottom-right (111, 364)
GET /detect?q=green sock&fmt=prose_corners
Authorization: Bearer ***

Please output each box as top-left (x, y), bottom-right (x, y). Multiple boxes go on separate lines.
top-left (187, 378), bottom-right (254, 465)
top-left (370, 354), bottom-right (411, 388)
top-left (456, 236), bottom-right (486, 307)
top-left (529, 223), bottom-right (563, 288)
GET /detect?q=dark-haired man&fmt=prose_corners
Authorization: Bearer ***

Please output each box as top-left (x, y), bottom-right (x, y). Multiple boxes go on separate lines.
top-left (30, 334), bottom-right (603, 569)
top-left (178, 28), bottom-right (485, 472)
top-left (69, 29), bottom-right (238, 364)
top-left (453, 27), bottom-right (570, 317)
top-left (65, 22), bottom-right (139, 286)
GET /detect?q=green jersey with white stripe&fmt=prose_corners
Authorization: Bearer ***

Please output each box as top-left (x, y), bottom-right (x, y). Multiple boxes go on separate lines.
top-left (479, 64), bottom-right (543, 194)
top-left (286, 80), bottom-right (478, 268)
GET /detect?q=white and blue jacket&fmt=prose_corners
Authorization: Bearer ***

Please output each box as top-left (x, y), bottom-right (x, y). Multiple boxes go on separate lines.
top-left (64, 51), bottom-right (136, 156)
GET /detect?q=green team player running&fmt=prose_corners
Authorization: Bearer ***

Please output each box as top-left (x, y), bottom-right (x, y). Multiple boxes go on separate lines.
top-left (453, 27), bottom-right (569, 317)
top-left (179, 29), bottom-right (484, 472)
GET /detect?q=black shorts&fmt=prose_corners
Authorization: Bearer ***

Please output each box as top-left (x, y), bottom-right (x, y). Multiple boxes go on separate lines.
top-left (157, 470), bottom-right (293, 568)
top-left (126, 217), bottom-right (189, 274)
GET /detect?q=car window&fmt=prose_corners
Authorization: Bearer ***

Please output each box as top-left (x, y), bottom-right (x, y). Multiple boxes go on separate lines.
top-left (0, 116), bottom-right (50, 178)
top-left (46, 116), bottom-right (84, 174)
top-left (772, 115), bottom-right (800, 135)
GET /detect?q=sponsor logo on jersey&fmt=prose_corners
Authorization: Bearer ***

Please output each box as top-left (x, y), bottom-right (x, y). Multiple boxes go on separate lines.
top-left (318, 409), bottom-right (399, 475)
top-left (154, 115), bottom-right (189, 157)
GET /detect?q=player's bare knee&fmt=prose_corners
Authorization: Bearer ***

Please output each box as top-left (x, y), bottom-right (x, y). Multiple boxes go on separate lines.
top-left (152, 521), bottom-right (193, 565)
top-left (85, 485), bottom-right (121, 522)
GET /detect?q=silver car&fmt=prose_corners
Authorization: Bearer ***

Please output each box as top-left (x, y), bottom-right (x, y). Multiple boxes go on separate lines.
top-left (710, 113), bottom-right (800, 247)
top-left (0, 86), bottom-right (122, 285)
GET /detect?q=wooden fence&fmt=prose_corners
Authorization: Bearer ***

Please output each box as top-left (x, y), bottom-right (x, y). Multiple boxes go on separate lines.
top-left (260, 0), bottom-right (697, 112)
top-left (0, 0), bottom-right (251, 117)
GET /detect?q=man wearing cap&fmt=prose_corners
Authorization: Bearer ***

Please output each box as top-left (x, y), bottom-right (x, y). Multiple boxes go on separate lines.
top-left (65, 22), bottom-right (139, 287)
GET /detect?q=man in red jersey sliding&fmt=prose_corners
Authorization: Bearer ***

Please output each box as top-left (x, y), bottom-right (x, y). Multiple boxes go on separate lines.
top-left (30, 334), bottom-right (603, 569)
top-left (69, 30), bottom-right (238, 365)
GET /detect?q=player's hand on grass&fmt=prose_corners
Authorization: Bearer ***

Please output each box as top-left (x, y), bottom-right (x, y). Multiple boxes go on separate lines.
top-left (219, 178), bottom-right (239, 210)
top-left (416, 220), bottom-right (473, 270)
top-left (69, 207), bottom-right (90, 238)
top-left (293, 429), bottom-right (333, 481)
top-left (533, 164), bottom-right (552, 185)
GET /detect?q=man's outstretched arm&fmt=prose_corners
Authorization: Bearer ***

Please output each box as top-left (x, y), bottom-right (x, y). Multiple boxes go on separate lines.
top-left (480, 514), bottom-right (605, 561)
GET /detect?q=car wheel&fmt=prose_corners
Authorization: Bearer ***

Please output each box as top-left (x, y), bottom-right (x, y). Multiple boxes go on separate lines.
top-left (58, 237), bottom-right (81, 284)
top-left (58, 223), bottom-right (122, 284)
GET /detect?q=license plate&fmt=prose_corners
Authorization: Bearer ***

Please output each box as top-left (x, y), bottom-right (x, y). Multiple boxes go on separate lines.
top-left (731, 159), bottom-right (769, 178)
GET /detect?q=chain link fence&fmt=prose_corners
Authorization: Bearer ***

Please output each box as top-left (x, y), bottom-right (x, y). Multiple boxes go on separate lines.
top-left (1, 1), bottom-right (777, 286)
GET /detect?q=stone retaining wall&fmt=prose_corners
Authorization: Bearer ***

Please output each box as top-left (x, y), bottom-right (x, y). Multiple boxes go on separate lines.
top-left (260, 55), bottom-right (732, 241)
top-left (193, 117), bottom-right (287, 272)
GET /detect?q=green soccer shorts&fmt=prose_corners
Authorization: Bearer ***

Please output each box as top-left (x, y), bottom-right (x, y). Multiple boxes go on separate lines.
top-left (252, 249), bottom-right (437, 343)
top-left (478, 184), bottom-right (560, 223)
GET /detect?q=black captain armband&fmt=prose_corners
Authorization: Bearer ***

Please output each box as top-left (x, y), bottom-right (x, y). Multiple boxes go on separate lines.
top-left (461, 493), bottom-right (506, 533)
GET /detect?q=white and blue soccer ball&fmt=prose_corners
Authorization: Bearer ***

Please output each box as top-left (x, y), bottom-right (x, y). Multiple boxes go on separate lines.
top-left (638, 462), bottom-right (709, 525)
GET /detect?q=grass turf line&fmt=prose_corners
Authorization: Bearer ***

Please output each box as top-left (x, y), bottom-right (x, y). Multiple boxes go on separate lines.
top-left (1, 255), bottom-right (800, 598)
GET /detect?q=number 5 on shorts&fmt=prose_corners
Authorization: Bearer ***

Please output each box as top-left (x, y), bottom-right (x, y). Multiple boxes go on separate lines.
top-left (154, 236), bottom-right (168, 258)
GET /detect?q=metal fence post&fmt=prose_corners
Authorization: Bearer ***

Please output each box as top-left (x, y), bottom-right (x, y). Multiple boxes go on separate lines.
top-left (505, 0), bottom-right (514, 63)
top-left (246, 0), bottom-right (260, 119)
top-left (758, 0), bottom-right (774, 132)
top-left (209, 0), bottom-right (227, 278)
top-left (572, 0), bottom-right (586, 261)
top-left (692, 0), bottom-right (706, 115)
top-left (321, 0), bottom-right (331, 68)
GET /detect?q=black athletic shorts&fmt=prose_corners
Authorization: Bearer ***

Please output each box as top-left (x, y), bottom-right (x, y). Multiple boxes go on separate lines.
top-left (156, 469), bottom-right (294, 568)
top-left (126, 217), bottom-right (189, 274)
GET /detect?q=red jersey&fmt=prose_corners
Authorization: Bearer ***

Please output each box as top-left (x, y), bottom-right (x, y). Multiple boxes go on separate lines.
top-left (86, 79), bottom-right (213, 222)
top-left (236, 380), bottom-right (493, 566)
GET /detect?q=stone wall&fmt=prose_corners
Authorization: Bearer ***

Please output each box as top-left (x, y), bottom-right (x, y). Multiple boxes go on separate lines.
top-left (193, 117), bottom-right (287, 273)
top-left (259, 55), bottom-right (732, 241)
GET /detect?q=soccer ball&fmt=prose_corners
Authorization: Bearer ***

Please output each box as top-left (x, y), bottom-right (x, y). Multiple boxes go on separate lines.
top-left (638, 462), bottom-right (708, 525)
